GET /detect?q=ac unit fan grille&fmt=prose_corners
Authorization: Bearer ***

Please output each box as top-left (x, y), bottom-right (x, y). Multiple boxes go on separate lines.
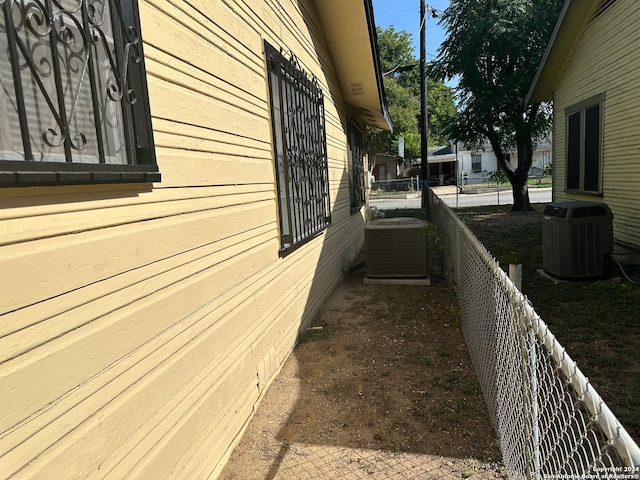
top-left (365, 218), bottom-right (428, 278)
top-left (542, 201), bottom-right (613, 278)
top-left (570, 222), bottom-right (603, 277)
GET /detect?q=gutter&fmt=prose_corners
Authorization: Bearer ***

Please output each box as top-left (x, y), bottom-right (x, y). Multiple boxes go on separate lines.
top-left (363, 0), bottom-right (393, 131)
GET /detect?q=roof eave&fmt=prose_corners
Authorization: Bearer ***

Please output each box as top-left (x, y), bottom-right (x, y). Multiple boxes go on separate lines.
top-left (313, 0), bottom-right (393, 131)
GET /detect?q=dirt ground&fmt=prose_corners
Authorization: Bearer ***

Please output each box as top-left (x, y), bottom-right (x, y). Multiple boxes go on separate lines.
top-left (220, 251), bottom-right (507, 479)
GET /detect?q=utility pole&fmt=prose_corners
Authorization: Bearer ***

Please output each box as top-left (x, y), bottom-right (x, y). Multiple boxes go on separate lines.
top-left (419, 3), bottom-right (439, 211)
top-left (420, 0), bottom-right (428, 210)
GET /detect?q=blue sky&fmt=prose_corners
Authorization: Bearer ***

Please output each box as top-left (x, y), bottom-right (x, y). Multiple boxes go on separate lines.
top-left (371, 0), bottom-right (450, 61)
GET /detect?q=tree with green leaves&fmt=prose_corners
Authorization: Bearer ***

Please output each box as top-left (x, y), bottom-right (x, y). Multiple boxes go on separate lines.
top-left (369, 26), bottom-right (456, 160)
top-left (432, 0), bottom-right (563, 210)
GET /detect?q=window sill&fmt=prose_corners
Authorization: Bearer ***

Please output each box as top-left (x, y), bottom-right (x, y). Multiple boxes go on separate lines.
top-left (0, 162), bottom-right (160, 187)
top-left (278, 228), bottom-right (327, 258)
top-left (564, 188), bottom-right (602, 196)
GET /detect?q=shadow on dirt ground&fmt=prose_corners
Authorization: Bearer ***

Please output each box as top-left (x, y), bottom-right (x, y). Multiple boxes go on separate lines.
top-left (221, 251), bottom-right (506, 479)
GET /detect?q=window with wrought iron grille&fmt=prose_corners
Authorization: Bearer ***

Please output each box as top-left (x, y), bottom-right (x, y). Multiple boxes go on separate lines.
top-left (0, 0), bottom-right (159, 186)
top-left (347, 119), bottom-right (365, 212)
top-left (265, 41), bottom-right (331, 254)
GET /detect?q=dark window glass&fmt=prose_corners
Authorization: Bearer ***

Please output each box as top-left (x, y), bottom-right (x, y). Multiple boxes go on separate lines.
top-left (265, 41), bottom-right (330, 254)
top-left (565, 97), bottom-right (602, 194)
top-left (471, 154), bottom-right (481, 173)
top-left (566, 111), bottom-right (581, 190)
top-left (583, 104), bottom-right (600, 192)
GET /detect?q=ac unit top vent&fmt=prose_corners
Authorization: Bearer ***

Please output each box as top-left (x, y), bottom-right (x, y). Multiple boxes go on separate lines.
top-left (543, 201), bottom-right (612, 219)
top-left (366, 217), bottom-right (427, 229)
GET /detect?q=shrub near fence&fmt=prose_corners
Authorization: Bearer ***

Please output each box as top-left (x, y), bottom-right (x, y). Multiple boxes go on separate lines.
top-left (426, 188), bottom-right (640, 479)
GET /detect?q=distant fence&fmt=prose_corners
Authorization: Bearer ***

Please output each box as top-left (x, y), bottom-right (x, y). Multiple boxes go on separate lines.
top-left (371, 177), bottom-right (419, 193)
top-left (426, 188), bottom-right (640, 479)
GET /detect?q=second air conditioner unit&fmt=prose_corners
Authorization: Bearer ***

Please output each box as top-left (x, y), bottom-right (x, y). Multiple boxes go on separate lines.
top-left (542, 201), bottom-right (613, 278)
top-left (365, 217), bottom-right (428, 278)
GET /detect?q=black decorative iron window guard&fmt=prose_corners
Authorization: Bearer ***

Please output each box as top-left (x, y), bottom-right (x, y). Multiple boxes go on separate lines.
top-left (0, 0), bottom-right (158, 186)
top-left (348, 119), bottom-right (365, 211)
top-left (265, 40), bottom-right (330, 254)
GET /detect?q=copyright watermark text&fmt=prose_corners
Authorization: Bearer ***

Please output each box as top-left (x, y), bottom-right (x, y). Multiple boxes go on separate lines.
top-left (542, 467), bottom-right (639, 480)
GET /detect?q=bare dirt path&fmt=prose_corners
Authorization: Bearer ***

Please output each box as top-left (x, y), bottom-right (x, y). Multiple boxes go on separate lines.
top-left (221, 267), bottom-right (506, 479)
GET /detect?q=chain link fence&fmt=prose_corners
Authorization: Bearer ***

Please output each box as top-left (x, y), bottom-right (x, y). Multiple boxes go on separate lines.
top-left (371, 177), bottom-right (420, 193)
top-left (426, 188), bottom-right (640, 479)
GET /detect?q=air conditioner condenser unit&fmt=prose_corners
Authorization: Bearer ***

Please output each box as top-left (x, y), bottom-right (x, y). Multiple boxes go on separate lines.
top-left (365, 217), bottom-right (428, 279)
top-left (542, 201), bottom-right (613, 279)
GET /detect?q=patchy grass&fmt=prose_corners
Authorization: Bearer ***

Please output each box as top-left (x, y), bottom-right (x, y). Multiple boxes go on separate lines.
top-left (528, 176), bottom-right (553, 188)
top-left (454, 204), bottom-right (640, 444)
top-left (463, 176), bottom-right (552, 190)
top-left (299, 324), bottom-right (331, 343)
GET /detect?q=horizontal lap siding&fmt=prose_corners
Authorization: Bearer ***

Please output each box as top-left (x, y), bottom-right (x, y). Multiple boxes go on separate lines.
top-left (553, 0), bottom-right (640, 245)
top-left (0, 0), bottom-right (366, 478)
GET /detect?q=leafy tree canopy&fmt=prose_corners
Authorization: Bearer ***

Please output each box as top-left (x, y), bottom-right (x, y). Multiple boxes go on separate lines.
top-left (432, 0), bottom-right (564, 210)
top-left (377, 26), bottom-right (416, 79)
top-left (369, 26), bottom-right (456, 159)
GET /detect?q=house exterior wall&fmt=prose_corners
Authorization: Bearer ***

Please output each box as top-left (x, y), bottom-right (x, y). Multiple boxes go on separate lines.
top-left (0, 1), bottom-right (369, 478)
top-left (458, 150), bottom-right (515, 184)
top-left (456, 143), bottom-right (551, 184)
top-left (455, 152), bottom-right (471, 183)
top-left (459, 151), bottom-right (497, 182)
top-left (551, 0), bottom-right (640, 246)
top-left (532, 147), bottom-right (552, 172)
top-left (371, 154), bottom-right (399, 181)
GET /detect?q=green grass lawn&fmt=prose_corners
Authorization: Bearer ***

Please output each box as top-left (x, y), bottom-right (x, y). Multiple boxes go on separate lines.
top-left (463, 176), bottom-right (553, 190)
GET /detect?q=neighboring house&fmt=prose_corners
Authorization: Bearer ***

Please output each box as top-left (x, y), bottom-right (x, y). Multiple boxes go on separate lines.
top-left (459, 139), bottom-right (553, 183)
top-left (527, 0), bottom-right (640, 249)
top-left (370, 153), bottom-right (403, 181)
top-left (402, 146), bottom-right (459, 186)
top-left (420, 140), bottom-right (552, 186)
top-left (424, 145), bottom-right (458, 185)
top-left (530, 135), bottom-right (554, 174)
top-left (0, 1), bottom-right (391, 478)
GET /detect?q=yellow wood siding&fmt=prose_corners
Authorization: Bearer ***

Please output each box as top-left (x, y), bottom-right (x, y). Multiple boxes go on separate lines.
top-left (552, 0), bottom-right (640, 245)
top-left (0, 0), bottom-right (368, 478)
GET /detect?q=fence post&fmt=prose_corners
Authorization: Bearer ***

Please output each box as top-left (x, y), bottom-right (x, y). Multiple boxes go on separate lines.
top-left (509, 264), bottom-right (522, 291)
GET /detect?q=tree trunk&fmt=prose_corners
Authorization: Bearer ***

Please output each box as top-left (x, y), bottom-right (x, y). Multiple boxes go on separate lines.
top-left (486, 128), bottom-right (536, 211)
top-left (511, 169), bottom-right (533, 211)
top-left (511, 135), bottom-right (534, 211)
